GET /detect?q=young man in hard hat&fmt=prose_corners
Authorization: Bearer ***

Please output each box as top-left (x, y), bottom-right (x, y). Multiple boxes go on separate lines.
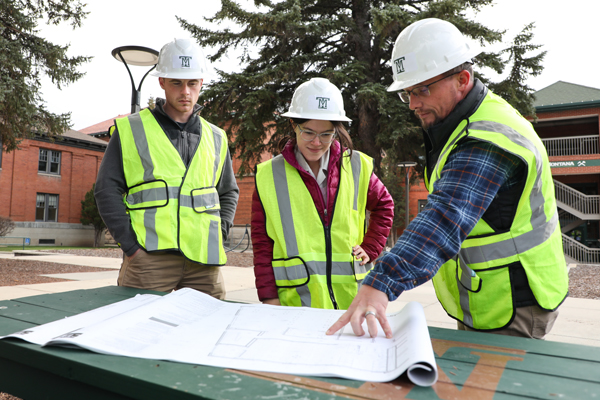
top-left (251, 77), bottom-right (394, 309)
top-left (95, 38), bottom-right (239, 299)
top-left (328, 18), bottom-right (568, 339)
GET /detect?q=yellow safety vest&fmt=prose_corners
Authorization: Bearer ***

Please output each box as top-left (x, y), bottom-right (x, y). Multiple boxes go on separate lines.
top-left (255, 150), bottom-right (373, 309)
top-left (429, 91), bottom-right (569, 330)
top-left (117, 109), bottom-right (228, 265)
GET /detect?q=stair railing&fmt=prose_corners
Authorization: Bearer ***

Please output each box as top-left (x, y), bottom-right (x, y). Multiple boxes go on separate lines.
top-left (554, 180), bottom-right (600, 216)
top-left (562, 233), bottom-right (600, 264)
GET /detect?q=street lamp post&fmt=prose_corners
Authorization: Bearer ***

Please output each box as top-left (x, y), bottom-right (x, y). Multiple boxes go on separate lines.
top-left (397, 161), bottom-right (418, 230)
top-left (111, 45), bottom-right (160, 114)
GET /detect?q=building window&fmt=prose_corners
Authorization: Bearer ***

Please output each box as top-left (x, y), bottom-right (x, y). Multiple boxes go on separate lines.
top-left (418, 199), bottom-right (428, 213)
top-left (36, 193), bottom-right (59, 222)
top-left (39, 149), bottom-right (61, 174)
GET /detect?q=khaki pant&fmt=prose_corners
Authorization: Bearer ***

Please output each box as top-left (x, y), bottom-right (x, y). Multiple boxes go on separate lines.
top-left (118, 250), bottom-right (226, 299)
top-left (457, 305), bottom-right (558, 339)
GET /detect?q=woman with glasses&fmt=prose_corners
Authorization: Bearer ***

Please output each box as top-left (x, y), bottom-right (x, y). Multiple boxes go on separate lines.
top-left (251, 77), bottom-right (394, 309)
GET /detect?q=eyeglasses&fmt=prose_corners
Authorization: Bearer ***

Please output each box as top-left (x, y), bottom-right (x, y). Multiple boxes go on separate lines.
top-left (296, 124), bottom-right (337, 143)
top-left (397, 72), bottom-right (460, 103)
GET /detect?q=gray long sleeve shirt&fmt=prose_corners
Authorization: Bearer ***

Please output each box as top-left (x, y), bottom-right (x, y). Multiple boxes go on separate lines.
top-left (94, 99), bottom-right (239, 257)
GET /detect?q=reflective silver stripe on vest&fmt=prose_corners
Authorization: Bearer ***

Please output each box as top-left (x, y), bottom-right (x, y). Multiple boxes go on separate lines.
top-left (274, 259), bottom-right (368, 307)
top-left (129, 114), bottom-right (155, 182)
top-left (271, 156), bottom-right (299, 257)
top-left (354, 260), bottom-right (372, 275)
top-left (457, 253), bottom-right (474, 327)
top-left (434, 119), bottom-right (554, 263)
top-left (469, 121), bottom-right (546, 231)
top-left (144, 208), bottom-right (158, 250)
top-left (128, 113), bottom-right (159, 249)
top-left (210, 124), bottom-right (223, 186)
top-left (350, 152), bottom-right (362, 211)
top-left (273, 260), bottom-right (357, 281)
top-left (460, 211), bottom-right (558, 265)
top-left (127, 186), bottom-right (179, 205)
top-left (296, 285), bottom-right (312, 307)
top-left (455, 120), bottom-right (556, 264)
top-left (179, 191), bottom-right (220, 209)
top-left (207, 219), bottom-right (220, 264)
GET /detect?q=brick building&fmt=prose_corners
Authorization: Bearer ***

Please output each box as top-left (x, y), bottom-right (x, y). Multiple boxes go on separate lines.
top-left (0, 130), bottom-right (107, 246)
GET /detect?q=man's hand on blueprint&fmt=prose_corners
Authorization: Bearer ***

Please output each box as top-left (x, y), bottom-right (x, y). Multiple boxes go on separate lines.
top-left (326, 285), bottom-right (392, 338)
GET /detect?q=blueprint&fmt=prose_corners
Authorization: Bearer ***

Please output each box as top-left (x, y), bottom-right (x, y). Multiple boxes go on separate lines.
top-left (1, 288), bottom-right (438, 385)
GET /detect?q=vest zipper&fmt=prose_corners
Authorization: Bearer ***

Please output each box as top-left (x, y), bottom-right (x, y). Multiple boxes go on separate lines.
top-left (181, 131), bottom-right (189, 166)
top-left (325, 164), bottom-right (342, 310)
top-left (312, 157), bottom-right (341, 310)
top-left (324, 222), bottom-right (338, 310)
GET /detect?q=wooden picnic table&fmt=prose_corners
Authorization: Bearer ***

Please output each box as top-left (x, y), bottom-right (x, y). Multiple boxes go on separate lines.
top-left (0, 286), bottom-right (598, 399)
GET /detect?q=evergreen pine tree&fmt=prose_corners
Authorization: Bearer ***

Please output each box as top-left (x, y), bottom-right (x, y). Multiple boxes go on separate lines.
top-left (181, 0), bottom-right (544, 174)
top-left (80, 184), bottom-right (106, 248)
top-left (0, 0), bottom-right (90, 152)
top-left (180, 0), bottom-right (545, 230)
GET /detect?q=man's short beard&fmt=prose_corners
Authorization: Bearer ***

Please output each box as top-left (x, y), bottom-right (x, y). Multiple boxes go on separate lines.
top-left (416, 113), bottom-right (435, 130)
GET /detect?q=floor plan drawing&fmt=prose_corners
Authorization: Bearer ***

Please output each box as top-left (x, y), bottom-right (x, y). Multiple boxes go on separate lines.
top-left (2, 288), bottom-right (438, 385)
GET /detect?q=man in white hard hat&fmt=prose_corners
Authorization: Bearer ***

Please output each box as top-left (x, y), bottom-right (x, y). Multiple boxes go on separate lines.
top-left (328, 18), bottom-right (568, 339)
top-left (95, 38), bottom-right (239, 298)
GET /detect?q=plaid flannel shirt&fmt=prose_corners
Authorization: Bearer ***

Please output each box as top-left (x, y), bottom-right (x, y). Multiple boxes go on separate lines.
top-left (364, 139), bottom-right (524, 301)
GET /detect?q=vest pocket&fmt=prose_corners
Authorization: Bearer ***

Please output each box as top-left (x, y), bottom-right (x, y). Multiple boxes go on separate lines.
top-left (456, 257), bottom-right (482, 293)
top-left (352, 259), bottom-right (372, 282)
top-left (190, 187), bottom-right (221, 213)
top-left (462, 263), bottom-right (514, 329)
top-left (272, 256), bottom-right (310, 288)
top-left (125, 180), bottom-right (169, 210)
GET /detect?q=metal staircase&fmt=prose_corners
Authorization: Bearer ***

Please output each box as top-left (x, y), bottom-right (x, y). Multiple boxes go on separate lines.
top-left (555, 180), bottom-right (600, 263)
top-left (554, 180), bottom-right (600, 221)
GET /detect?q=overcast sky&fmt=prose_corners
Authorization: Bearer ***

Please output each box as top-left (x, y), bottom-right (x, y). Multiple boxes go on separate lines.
top-left (38, 0), bottom-right (599, 131)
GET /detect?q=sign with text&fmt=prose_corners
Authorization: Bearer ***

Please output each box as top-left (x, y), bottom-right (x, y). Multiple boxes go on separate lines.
top-left (550, 159), bottom-right (600, 168)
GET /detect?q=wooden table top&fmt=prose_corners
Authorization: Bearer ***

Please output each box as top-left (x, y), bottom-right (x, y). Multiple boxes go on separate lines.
top-left (1, 286), bottom-right (599, 400)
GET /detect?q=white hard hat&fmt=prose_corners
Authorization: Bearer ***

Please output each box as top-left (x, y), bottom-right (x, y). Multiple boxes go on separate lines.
top-left (387, 18), bottom-right (482, 92)
top-left (150, 38), bottom-right (210, 79)
top-left (282, 77), bottom-right (351, 122)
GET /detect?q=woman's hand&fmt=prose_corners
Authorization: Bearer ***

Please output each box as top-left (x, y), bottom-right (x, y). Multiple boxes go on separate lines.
top-left (352, 245), bottom-right (370, 266)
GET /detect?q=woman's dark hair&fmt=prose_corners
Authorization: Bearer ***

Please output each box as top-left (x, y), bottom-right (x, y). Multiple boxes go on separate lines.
top-left (278, 118), bottom-right (354, 157)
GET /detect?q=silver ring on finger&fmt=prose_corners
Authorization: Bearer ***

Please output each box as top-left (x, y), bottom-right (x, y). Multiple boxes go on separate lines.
top-left (365, 310), bottom-right (377, 318)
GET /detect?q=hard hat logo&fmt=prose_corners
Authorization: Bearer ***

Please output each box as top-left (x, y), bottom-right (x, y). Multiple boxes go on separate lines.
top-left (316, 97), bottom-right (330, 109)
top-left (179, 56), bottom-right (192, 68)
top-left (392, 52), bottom-right (417, 77)
top-left (394, 57), bottom-right (406, 74)
top-left (170, 54), bottom-right (199, 71)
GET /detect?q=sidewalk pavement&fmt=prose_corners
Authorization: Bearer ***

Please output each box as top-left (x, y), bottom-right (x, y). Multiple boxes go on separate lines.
top-left (1, 251), bottom-right (598, 348)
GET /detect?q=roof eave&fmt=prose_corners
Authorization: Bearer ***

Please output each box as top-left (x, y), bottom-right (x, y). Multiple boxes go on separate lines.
top-left (33, 134), bottom-right (107, 152)
top-left (535, 99), bottom-right (600, 112)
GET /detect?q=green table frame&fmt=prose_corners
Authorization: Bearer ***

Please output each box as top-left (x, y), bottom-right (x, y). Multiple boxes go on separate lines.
top-left (1, 286), bottom-right (599, 400)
